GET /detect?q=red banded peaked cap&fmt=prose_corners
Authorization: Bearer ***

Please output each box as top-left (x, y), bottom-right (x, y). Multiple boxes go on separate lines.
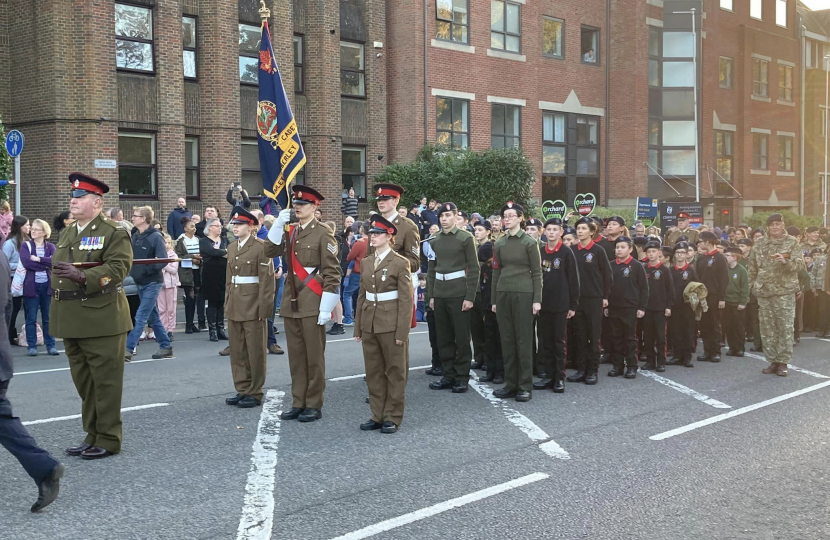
top-left (373, 183), bottom-right (405, 200)
top-left (369, 214), bottom-right (397, 235)
top-left (292, 185), bottom-right (324, 205)
top-left (229, 206), bottom-right (257, 225)
top-left (69, 172), bottom-right (109, 196)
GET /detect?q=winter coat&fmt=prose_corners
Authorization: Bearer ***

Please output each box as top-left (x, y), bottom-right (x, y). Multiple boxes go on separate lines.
top-left (19, 240), bottom-right (55, 297)
top-left (166, 207), bottom-right (193, 239)
top-left (162, 249), bottom-right (180, 289)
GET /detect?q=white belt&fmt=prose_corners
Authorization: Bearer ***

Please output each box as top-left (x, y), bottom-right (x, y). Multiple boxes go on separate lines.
top-left (436, 270), bottom-right (465, 281)
top-left (366, 291), bottom-right (399, 302)
top-left (232, 276), bottom-right (260, 284)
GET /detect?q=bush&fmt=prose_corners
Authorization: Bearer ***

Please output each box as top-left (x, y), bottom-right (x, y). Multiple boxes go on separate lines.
top-left (374, 145), bottom-right (537, 217)
top-left (744, 210), bottom-right (822, 232)
top-left (0, 116), bottom-right (11, 203)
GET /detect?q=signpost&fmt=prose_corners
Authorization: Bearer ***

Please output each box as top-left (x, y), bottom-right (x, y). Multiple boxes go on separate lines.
top-left (636, 197), bottom-right (659, 226)
top-left (658, 201), bottom-right (703, 234)
top-left (5, 130), bottom-right (23, 214)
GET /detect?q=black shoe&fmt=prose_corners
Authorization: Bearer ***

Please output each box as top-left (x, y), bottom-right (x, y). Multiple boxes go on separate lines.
top-left (471, 361), bottom-right (483, 370)
top-left (608, 367), bottom-right (622, 377)
top-left (381, 421), bottom-right (398, 434)
top-left (185, 327), bottom-right (193, 335)
top-left (479, 372), bottom-right (496, 382)
top-left (424, 367), bottom-right (443, 376)
top-left (725, 350), bottom-right (738, 357)
top-left (217, 328), bottom-right (228, 340)
top-left (298, 408), bottom-right (322, 422)
top-left (552, 380), bottom-right (565, 393)
top-left (429, 378), bottom-right (454, 390)
top-left (198, 321), bottom-right (207, 330)
top-left (641, 363), bottom-right (656, 371)
top-left (451, 382), bottom-right (469, 393)
top-left (360, 420), bottom-right (382, 431)
top-left (515, 391), bottom-right (531, 402)
top-left (655, 365), bottom-right (666, 372)
top-left (600, 354), bottom-right (612, 365)
top-left (535, 370), bottom-right (548, 379)
top-left (31, 463), bottom-right (63, 512)
top-left (237, 396), bottom-right (261, 408)
top-left (190, 325), bottom-right (201, 333)
top-left (209, 328), bottom-right (218, 342)
top-left (533, 378), bottom-right (553, 390)
top-left (585, 372), bottom-right (598, 385)
top-left (735, 351), bottom-right (745, 357)
top-left (750, 346), bottom-right (763, 353)
top-left (493, 387), bottom-right (517, 399)
top-left (710, 355), bottom-right (722, 363)
top-left (280, 407), bottom-right (303, 420)
top-left (225, 393), bottom-right (243, 405)
top-left (492, 374), bottom-right (505, 384)
top-left (567, 371), bottom-right (586, 383)
top-left (326, 323), bottom-right (345, 336)
top-left (65, 442), bottom-right (91, 456)
top-left (682, 358), bottom-right (694, 368)
top-left (667, 357), bottom-right (684, 366)
top-left (697, 355), bottom-right (710, 362)
top-left (624, 367), bottom-right (637, 379)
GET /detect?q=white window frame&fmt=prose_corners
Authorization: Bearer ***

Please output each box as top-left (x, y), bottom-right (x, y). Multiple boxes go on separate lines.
top-left (776, 0), bottom-right (787, 28)
top-left (750, 0), bottom-right (763, 20)
top-left (720, 0), bottom-right (733, 12)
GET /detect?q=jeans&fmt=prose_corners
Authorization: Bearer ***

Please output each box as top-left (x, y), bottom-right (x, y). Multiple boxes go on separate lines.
top-left (0, 380), bottom-right (60, 482)
top-left (24, 282), bottom-right (55, 349)
top-left (342, 272), bottom-right (360, 324)
top-left (126, 282), bottom-right (171, 352)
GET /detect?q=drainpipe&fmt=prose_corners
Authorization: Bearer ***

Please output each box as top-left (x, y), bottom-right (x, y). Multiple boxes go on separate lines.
top-left (800, 19), bottom-right (805, 216)
top-left (604, 0), bottom-right (610, 206)
top-left (423, 0), bottom-right (428, 147)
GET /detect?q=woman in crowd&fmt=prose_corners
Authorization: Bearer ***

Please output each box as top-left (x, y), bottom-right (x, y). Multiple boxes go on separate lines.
top-left (200, 217), bottom-right (229, 342)
top-left (4, 215), bottom-right (29, 345)
top-left (19, 219), bottom-right (58, 356)
top-left (176, 218), bottom-right (202, 334)
top-left (157, 233), bottom-right (180, 343)
top-left (0, 200), bottom-right (12, 240)
top-left (52, 211), bottom-right (74, 235)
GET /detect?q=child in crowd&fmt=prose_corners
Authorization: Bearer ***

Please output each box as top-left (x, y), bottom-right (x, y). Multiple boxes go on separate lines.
top-left (562, 226), bottom-right (577, 248)
top-left (695, 231), bottom-right (728, 362)
top-left (668, 242), bottom-right (698, 368)
top-left (157, 233), bottom-right (180, 343)
top-left (642, 242), bottom-right (674, 372)
top-left (722, 247), bottom-right (749, 357)
top-left (633, 236), bottom-right (649, 264)
top-left (605, 237), bottom-right (648, 379)
top-left (416, 274), bottom-right (427, 322)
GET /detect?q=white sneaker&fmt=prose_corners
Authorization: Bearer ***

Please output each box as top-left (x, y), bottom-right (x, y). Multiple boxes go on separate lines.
top-left (139, 330), bottom-right (148, 341)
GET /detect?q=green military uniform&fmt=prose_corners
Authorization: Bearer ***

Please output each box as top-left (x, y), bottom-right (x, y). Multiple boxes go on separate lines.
top-left (470, 237), bottom-right (487, 368)
top-left (51, 212), bottom-right (133, 454)
top-left (747, 231), bottom-right (804, 366)
top-left (799, 239), bottom-right (826, 256)
top-left (426, 222), bottom-right (479, 386)
top-left (492, 229), bottom-right (543, 393)
top-left (225, 233), bottom-right (275, 403)
top-left (666, 226), bottom-right (700, 247)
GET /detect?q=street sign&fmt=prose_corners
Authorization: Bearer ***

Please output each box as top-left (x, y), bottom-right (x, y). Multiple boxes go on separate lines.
top-left (94, 159), bottom-right (117, 169)
top-left (541, 199), bottom-right (567, 221)
top-left (5, 130), bottom-right (23, 158)
top-left (658, 201), bottom-right (703, 234)
top-left (636, 197), bottom-right (658, 219)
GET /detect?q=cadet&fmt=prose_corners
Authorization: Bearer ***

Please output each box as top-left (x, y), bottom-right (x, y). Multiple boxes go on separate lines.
top-left (427, 202), bottom-right (479, 393)
top-left (667, 242), bottom-right (698, 368)
top-left (666, 213), bottom-right (700, 246)
top-left (695, 231), bottom-right (728, 362)
top-left (492, 202), bottom-right (542, 401)
top-left (747, 214), bottom-right (805, 376)
top-left (222, 207), bottom-right (275, 408)
top-left (354, 215), bottom-right (413, 434)
top-left (265, 186), bottom-right (341, 422)
top-left (809, 248), bottom-right (828, 338)
top-left (605, 237), bottom-right (648, 379)
top-left (722, 246), bottom-right (749, 358)
top-left (476, 223), bottom-right (504, 384)
top-left (52, 174), bottom-right (133, 460)
top-left (522, 216), bottom-right (544, 378)
top-left (597, 216), bottom-right (627, 262)
top-left (470, 220), bottom-right (492, 371)
top-left (641, 241), bottom-right (674, 372)
top-left (534, 218), bottom-right (579, 393)
top-left (371, 183), bottom-right (420, 275)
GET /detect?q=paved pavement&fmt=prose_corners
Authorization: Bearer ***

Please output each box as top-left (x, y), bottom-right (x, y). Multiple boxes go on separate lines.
top-left (3, 316), bottom-right (830, 540)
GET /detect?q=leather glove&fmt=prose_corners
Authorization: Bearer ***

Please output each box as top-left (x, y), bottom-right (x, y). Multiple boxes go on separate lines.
top-left (52, 262), bottom-right (87, 286)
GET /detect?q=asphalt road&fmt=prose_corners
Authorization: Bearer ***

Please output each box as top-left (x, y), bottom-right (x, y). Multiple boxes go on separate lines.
top-left (3, 315), bottom-right (830, 540)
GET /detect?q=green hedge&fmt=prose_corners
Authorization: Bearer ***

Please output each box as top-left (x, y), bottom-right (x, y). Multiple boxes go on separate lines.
top-left (744, 210), bottom-right (822, 231)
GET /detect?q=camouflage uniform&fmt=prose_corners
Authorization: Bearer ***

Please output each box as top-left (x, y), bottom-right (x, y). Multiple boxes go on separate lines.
top-left (747, 233), bottom-right (805, 365)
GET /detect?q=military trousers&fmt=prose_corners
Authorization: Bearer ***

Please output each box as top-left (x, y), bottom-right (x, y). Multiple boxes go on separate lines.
top-left (608, 308), bottom-right (639, 370)
top-left (0, 380), bottom-right (60, 482)
top-left (794, 293), bottom-right (804, 339)
top-left (229, 319), bottom-right (267, 402)
top-left (495, 291), bottom-right (534, 393)
top-left (803, 291), bottom-right (818, 331)
top-left (573, 297), bottom-right (603, 374)
top-left (699, 301), bottom-right (723, 357)
top-left (669, 304), bottom-right (695, 361)
top-left (642, 311), bottom-right (667, 366)
top-left (283, 316), bottom-right (327, 409)
top-left (426, 310), bottom-right (441, 368)
top-left (722, 304), bottom-right (746, 354)
top-left (433, 296), bottom-right (472, 384)
top-left (64, 333), bottom-right (128, 454)
top-left (483, 309), bottom-right (503, 376)
top-left (362, 331), bottom-right (408, 426)
top-left (470, 293), bottom-right (487, 364)
top-left (746, 296), bottom-right (759, 342)
top-left (538, 310), bottom-right (567, 383)
top-left (819, 293), bottom-right (830, 334)
top-left (758, 295), bottom-right (795, 364)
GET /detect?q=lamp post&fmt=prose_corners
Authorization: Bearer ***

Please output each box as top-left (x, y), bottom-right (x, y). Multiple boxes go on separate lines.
top-left (824, 55), bottom-right (829, 227)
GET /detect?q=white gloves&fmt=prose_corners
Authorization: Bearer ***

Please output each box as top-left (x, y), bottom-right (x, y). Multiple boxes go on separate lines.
top-left (267, 208), bottom-right (292, 245)
top-left (276, 208), bottom-right (291, 228)
top-left (317, 311), bottom-right (332, 326)
top-left (318, 291), bottom-right (339, 326)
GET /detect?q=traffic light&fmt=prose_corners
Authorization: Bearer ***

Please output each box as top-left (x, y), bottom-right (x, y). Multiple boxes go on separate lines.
top-left (722, 209), bottom-right (730, 217)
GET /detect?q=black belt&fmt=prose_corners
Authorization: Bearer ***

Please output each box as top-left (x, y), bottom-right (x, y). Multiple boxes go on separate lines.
top-left (54, 284), bottom-right (123, 301)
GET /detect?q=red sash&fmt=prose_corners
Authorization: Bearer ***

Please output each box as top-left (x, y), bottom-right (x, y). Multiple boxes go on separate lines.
top-left (289, 225), bottom-right (323, 296)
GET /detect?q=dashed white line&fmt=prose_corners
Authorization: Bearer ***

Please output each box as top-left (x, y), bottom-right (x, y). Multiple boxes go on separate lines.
top-left (328, 365), bottom-right (431, 382)
top-left (638, 370), bottom-right (732, 409)
top-left (236, 389), bottom-right (286, 540)
top-left (22, 402), bottom-right (169, 426)
top-left (325, 331), bottom-right (428, 344)
top-left (328, 472), bottom-right (550, 540)
top-left (744, 352), bottom-right (830, 379)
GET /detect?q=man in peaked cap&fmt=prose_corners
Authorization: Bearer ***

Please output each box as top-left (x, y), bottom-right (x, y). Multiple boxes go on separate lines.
top-left (666, 212), bottom-right (700, 246)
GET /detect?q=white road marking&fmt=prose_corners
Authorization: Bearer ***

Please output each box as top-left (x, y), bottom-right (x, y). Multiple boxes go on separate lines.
top-left (22, 402), bottom-right (169, 426)
top-left (638, 370), bottom-right (732, 409)
top-left (325, 331), bottom-right (428, 344)
top-left (328, 365), bottom-right (431, 382)
top-left (236, 389), bottom-right (285, 540)
top-left (745, 352), bottom-right (830, 379)
top-left (468, 376), bottom-right (570, 460)
top-left (13, 356), bottom-right (179, 376)
top-left (651, 379), bottom-right (830, 440)
top-left (328, 472), bottom-right (549, 540)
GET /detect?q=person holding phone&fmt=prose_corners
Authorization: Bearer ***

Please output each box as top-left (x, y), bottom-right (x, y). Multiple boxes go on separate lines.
top-left (226, 182), bottom-right (251, 219)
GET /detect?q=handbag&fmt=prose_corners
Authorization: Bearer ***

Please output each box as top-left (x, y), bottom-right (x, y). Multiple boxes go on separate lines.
top-left (10, 242), bottom-right (30, 297)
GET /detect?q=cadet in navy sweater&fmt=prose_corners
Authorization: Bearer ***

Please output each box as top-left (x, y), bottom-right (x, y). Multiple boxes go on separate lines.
top-left (568, 217), bottom-right (612, 386)
top-left (641, 242), bottom-right (675, 371)
top-left (534, 218), bottom-right (580, 393)
top-left (694, 231), bottom-right (728, 362)
top-left (668, 242), bottom-right (698, 368)
top-left (605, 237), bottom-right (648, 379)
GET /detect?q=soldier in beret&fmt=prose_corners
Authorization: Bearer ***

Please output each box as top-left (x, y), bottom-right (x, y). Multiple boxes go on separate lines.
top-left (695, 231), bottom-right (728, 362)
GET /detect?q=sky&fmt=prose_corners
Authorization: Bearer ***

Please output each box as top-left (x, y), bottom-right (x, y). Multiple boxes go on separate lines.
top-left (803, 0), bottom-right (830, 11)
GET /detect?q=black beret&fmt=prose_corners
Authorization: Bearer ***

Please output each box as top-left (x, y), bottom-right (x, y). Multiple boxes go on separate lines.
top-left (645, 241), bottom-right (662, 251)
top-left (673, 241), bottom-right (691, 252)
top-left (575, 216), bottom-right (595, 228)
top-left (633, 236), bottom-right (649, 246)
top-left (676, 235), bottom-right (689, 243)
top-left (786, 226), bottom-right (801, 237)
top-left (810, 248), bottom-right (823, 256)
top-left (767, 213), bottom-right (784, 225)
top-left (615, 236), bottom-right (633, 246)
top-left (737, 238), bottom-right (754, 247)
top-left (525, 217), bottom-right (543, 228)
top-left (474, 220), bottom-right (492, 231)
top-left (439, 202), bottom-right (457, 213)
top-left (806, 226), bottom-right (819, 233)
top-left (458, 211), bottom-right (470, 219)
top-left (661, 246), bottom-right (674, 258)
top-left (501, 201), bottom-right (524, 216)
top-left (478, 241), bottom-right (494, 263)
top-left (719, 239), bottom-right (731, 248)
top-left (699, 231), bottom-right (718, 243)
top-left (562, 226), bottom-right (577, 236)
top-left (544, 217), bottom-right (563, 228)
top-left (724, 246), bottom-right (743, 256)
top-left (592, 216), bottom-right (605, 226)
top-left (606, 215), bottom-right (626, 227)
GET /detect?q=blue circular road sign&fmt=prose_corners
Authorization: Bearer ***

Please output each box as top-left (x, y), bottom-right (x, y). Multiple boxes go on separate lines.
top-left (5, 130), bottom-right (23, 158)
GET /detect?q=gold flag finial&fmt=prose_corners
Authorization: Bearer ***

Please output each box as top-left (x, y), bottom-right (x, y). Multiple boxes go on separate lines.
top-left (259, 0), bottom-right (270, 20)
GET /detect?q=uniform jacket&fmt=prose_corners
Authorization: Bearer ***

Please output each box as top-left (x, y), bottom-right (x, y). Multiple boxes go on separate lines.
top-left (0, 251), bottom-right (13, 382)
top-left (50, 212), bottom-right (133, 338)
top-left (695, 249), bottom-right (728, 301)
top-left (809, 254), bottom-right (826, 290)
top-left (670, 263), bottom-right (698, 310)
top-left (724, 263), bottom-right (750, 306)
top-left (354, 249), bottom-right (413, 343)
top-left (426, 226), bottom-right (479, 302)
top-left (368, 213), bottom-right (421, 274)
top-left (666, 227), bottom-right (700, 247)
top-left (574, 240), bottom-right (613, 300)
top-left (747, 233), bottom-right (805, 298)
top-left (225, 236), bottom-right (276, 321)
top-left (539, 240), bottom-right (579, 313)
top-left (608, 256), bottom-right (649, 311)
top-left (645, 262), bottom-right (674, 311)
top-left (492, 229), bottom-right (543, 304)
top-left (264, 218), bottom-right (340, 319)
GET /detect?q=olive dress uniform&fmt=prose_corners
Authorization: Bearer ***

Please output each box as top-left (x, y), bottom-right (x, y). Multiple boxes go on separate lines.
top-left (224, 210), bottom-right (276, 405)
top-left (666, 225), bottom-right (700, 247)
top-left (51, 176), bottom-right (133, 456)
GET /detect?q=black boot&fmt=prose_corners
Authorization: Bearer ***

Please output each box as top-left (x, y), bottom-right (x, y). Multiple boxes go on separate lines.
top-left (216, 306), bottom-right (228, 340)
top-left (207, 306), bottom-right (218, 342)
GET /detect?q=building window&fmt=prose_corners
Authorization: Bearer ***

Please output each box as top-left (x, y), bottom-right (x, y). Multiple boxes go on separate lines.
top-left (720, 0), bottom-right (733, 10)
top-left (436, 97), bottom-right (469, 149)
top-left (576, 116), bottom-right (599, 176)
top-left (182, 16), bottom-right (196, 79)
top-left (239, 23), bottom-right (260, 85)
top-left (118, 133), bottom-right (156, 196)
top-left (715, 131), bottom-right (733, 196)
top-left (752, 58), bottom-right (768, 97)
top-left (491, 104), bottom-right (520, 149)
top-left (436, 0), bottom-right (469, 44)
top-left (241, 140), bottom-right (262, 197)
top-left (185, 137), bottom-right (199, 198)
top-left (719, 57), bottom-right (732, 89)
top-left (340, 41), bottom-right (365, 97)
top-left (542, 112), bottom-right (566, 176)
top-left (778, 64), bottom-right (793, 102)
top-left (542, 17), bottom-right (564, 58)
top-left (751, 0), bottom-right (762, 20)
top-left (342, 147), bottom-right (366, 199)
top-left (293, 35), bottom-right (304, 94)
top-left (581, 26), bottom-right (599, 64)
top-left (778, 135), bottom-right (793, 171)
top-left (753, 133), bottom-right (768, 170)
top-left (115, 3), bottom-right (154, 72)
top-left (776, 0), bottom-right (787, 27)
top-left (649, 27), bottom-right (661, 88)
top-left (491, 1), bottom-right (521, 53)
